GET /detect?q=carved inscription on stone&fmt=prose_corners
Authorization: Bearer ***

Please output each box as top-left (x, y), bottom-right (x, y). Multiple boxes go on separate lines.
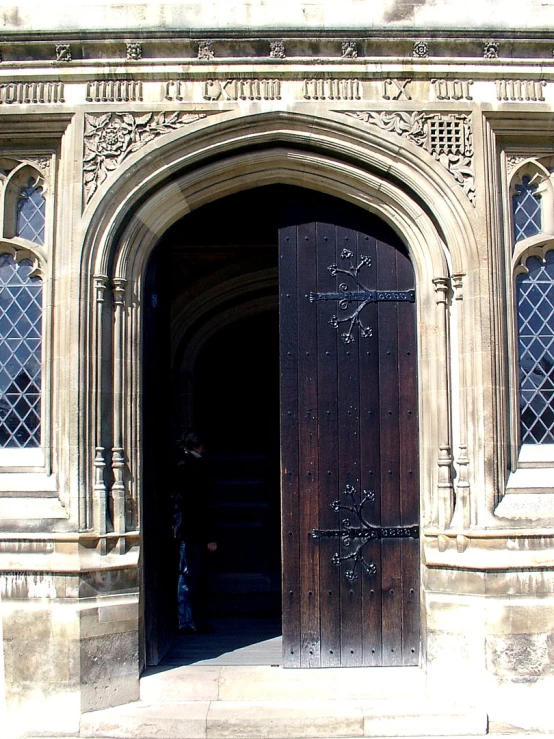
top-left (303, 78), bottom-right (361, 100)
top-left (0, 82), bottom-right (64, 104)
top-left (432, 79), bottom-right (473, 101)
top-left (203, 79), bottom-right (281, 100)
top-left (165, 80), bottom-right (187, 101)
top-left (86, 80), bottom-right (143, 103)
top-left (11, 76), bottom-right (549, 107)
top-left (382, 79), bottom-right (412, 100)
top-left (496, 80), bottom-right (546, 102)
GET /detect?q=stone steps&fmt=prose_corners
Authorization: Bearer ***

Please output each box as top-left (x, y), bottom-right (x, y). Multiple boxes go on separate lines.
top-left (80, 698), bottom-right (487, 739)
top-left (140, 665), bottom-right (427, 702)
top-left (80, 665), bottom-right (488, 739)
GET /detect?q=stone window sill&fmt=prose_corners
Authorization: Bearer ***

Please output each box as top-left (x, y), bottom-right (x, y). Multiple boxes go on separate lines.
top-left (496, 450), bottom-right (554, 520)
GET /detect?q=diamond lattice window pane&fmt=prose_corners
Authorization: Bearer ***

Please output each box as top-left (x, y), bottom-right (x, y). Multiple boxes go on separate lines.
top-left (517, 251), bottom-right (554, 444)
top-left (16, 179), bottom-right (45, 245)
top-left (513, 176), bottom-right (542, 243)
top-left (0, 253), bottom-right (42, 447)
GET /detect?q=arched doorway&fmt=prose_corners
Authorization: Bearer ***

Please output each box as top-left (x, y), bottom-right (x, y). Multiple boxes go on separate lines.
top-left (143, 188), bottom-right (281, 664)
top-left (143, 185), bottom-right (420, 668)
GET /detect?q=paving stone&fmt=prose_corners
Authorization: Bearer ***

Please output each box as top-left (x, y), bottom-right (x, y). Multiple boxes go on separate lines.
top-left (362, 700), bottom-right (488, 737)
top-left (80, 701), bottom-right (210, 738)
top-left (206, 699), bottom-right (365, 739)
top-left (140, 666), bottom-right (222, 702)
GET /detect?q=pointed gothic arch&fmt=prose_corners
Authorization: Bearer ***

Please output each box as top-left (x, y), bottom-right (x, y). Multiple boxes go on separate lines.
top-left (76, 114), bottom-right (484, 665)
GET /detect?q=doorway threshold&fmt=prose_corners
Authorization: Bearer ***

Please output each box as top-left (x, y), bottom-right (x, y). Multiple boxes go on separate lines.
top-left (154, 617), bottom-right (282, 668)
top-left (81, 663), bottom-right (489, 738)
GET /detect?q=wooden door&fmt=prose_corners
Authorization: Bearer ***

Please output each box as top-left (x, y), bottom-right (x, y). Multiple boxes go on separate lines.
top-left (280, 194), bottom-right (419, 668)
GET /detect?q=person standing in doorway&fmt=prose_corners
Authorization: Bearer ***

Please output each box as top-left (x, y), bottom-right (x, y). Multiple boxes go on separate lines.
top-left (173, 431), bottom-right (217, 633)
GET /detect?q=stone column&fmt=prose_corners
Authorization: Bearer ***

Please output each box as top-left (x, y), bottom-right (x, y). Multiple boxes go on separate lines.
top-left (433, 277), bottom-right (454, 531)
top-left (92, 275), bottom-right (108, 552)
top-left (111, 277), bottom-right (127, 554)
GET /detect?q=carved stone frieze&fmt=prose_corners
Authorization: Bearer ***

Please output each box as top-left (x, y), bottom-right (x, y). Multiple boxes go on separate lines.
top-left (340, 111), bottom-right (476, 204)
top-left (413, 41), bottom-right (429, 58)
top-left (269, 40), bottom-right (286, 59)
top-left (197, 40), bottom-right (214, 60)
top-left (126, 43), bottom-right (142, 61)
top-left (83, 111), bottom-right (208, 204)
top-left (484, 41), bottom-right (499, 59)
top-left (341, 40), bottom-right (358, 59)
top-left (55, 43), bottom-right (71, 62)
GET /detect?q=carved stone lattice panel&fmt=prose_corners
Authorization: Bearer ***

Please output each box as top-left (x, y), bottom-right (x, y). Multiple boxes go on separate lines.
top-left (83, 111), bottom-right (209, 204)
top-left (506, 154), bottom-right (532, 177)
top-left (340, 111), bottom-right (475, 204)
top-left (25, 156), bottom-right (51, 173)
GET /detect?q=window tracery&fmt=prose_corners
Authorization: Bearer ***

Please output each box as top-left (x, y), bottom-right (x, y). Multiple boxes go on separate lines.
top-left (513, 176), bottom-right (541, 242)
top-left (508, 156), bottom-right (554, 459)
top-left (516, 251), bottom-right (554, 445)
top-left (0, 158), bottom-right (49, 456)
top-left (16, 179), bottom-right (45, 245)
top-left (0, 254), bottom-right (42, 447)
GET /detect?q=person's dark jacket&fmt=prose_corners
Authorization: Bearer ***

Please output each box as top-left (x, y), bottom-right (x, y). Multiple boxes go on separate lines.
top-left (172, 451), bottom-right (216, 544)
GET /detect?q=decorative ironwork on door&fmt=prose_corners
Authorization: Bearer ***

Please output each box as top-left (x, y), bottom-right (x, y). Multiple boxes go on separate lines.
top-left (309, 249), bottom-right (415, 344)
top-left (311, 483), bottom-right (419, 583)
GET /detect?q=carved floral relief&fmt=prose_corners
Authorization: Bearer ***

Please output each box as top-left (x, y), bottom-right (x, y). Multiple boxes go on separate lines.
top-left (340, 111), bottom-right (476, 204)
top-left (83, 111), bottom-right (208, 204)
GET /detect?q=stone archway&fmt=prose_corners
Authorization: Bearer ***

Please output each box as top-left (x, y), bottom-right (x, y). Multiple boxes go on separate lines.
top-left (78, 111), bottom-right (479, 684)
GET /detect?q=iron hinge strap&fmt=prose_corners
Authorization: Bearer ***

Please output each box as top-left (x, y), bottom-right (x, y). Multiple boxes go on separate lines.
top-left (309, 289), bottom-right (415, 303)
top-left (311, 525), bottom-right (419, 540)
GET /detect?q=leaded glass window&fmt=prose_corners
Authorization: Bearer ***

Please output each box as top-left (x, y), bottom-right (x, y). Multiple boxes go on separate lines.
top-left (0, 254), bottom-right (42, 447)
top-left (16, 179), bottom-right (45, 245)
top-left (517, 251), bottom-right (554, 444)
top-left (513, 176), bottom-right (542, 243)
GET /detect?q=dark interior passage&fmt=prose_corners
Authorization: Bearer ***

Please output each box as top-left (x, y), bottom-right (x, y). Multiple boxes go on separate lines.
top-left (194, 310), bottom-right (281, 618)
top-left (144, 187), bottom-right (282, 666)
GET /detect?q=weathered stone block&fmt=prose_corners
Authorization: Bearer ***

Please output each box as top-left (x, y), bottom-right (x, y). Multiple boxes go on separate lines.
top-left (80, 630), bottom-right (140, 712)
top-left (486, 632), bottom-right (554, 679)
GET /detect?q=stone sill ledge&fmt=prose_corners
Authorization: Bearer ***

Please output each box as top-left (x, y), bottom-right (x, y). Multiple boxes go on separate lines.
top-left (2, 58), bottom-right (554, 72)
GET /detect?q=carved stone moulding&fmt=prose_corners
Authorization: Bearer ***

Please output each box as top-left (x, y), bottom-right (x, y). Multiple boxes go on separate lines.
top-left (0, 34), bottom-right (552, 64)
top-left (506, 154), bottom-right (533, 176)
